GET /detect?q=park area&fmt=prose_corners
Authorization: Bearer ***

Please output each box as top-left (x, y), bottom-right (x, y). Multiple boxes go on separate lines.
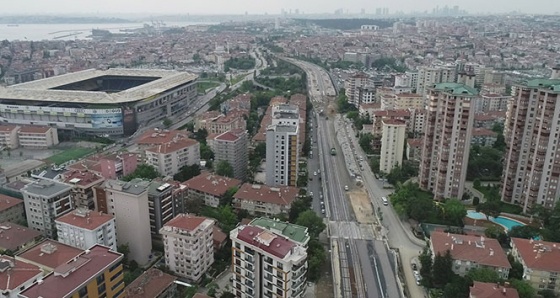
top-left (46, 147), bottom-right (96, 165)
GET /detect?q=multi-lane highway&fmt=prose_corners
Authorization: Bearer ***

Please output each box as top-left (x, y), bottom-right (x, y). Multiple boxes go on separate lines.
top-left (287, 57), bottom-right (427, 298)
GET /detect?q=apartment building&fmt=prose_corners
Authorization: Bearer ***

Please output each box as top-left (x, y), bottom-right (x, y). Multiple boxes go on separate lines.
top-left (17, 126), bottom-right (59, 149)
top-left (469, 282), bottom-right (519, 298)
top-left (345, 72), bottom-right (369, 107)
top-left (0, 125), bottom-right (19, 149)
top-left (160, 214), bottom-right (215, 282)
top-left (19, 245), bottom-right (125, 298)
top-left (382, 93), bottom-right (424, 110)
top-left (221, 93), bottom-right (252, 114)
top-left (22, 180), bottom-right (73, 238)
top-left (146, 137), bottom-right (200, 177)
top-left (183, 172), bottom-right (242, 208)
top-left (371, 109), bottom-right (411, 135)
top-left (148, 181), bottom-right (176, 238)
top-left (249, 217), bottom-right (310, 247)
top-left (416, 65), bottom-right (457, 96)
top-left (55, 207), bottom-right (117, 251)
top-left (501, 78), bottom-right (560, 211)
top-left (419, 83), bottom-right (478, 200)
top-left (63, 169), bottom-right (105, 209)
top-left (95, 179), bottom-right (152, 265)
top-left (233, 184), bottom-right (299, 216)
top-left (212, 129), bottom-right (249, 181)
top-left (124, 268), bottom-right (177, 298)
top-left (471, 128), bottom-right (498, 147)
top-left (265, 125), bottom-right (299, 187)
top-left (0, 194), bottom-right (25, 224)
top-left (0, 222), bottom-right (41, 253)
top-left (380, 119), bottom-right (407, 173)
top-left (430, 231), bottom-right (511, 279)
top-left (475, 94), bottom-right (510, 113)
top-left (16, 239), bottom-right (84, 273)
top-left (230, 224), bottom-right (308, 298)
top-left (510, 238), bottom-right (560, 294)
top-left (67, 153), bottom-right (138, 180)
top-left (406, 138), bottom-right (423, 161)
top-left (0, 256), bottom-right (42, 298)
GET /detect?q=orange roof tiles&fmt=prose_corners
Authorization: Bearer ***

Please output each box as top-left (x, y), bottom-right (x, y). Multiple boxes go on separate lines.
top-left (511, 238), bottom-right (560, 272)
top-left (17, 239), bottom-right (83, 270)
top-left (183, 172), bottom-right (242, 197)
top-left (0, 256), bottom-right (42, 292)
top-left (0, 194), bottom-right (23, 212)
top-left (164, 214), bottom-right (212, 232)
top-left (472, 128), bottom-right (498, 137)
top-left (0, 222), bottom-right (41, 251)
top-left (234, 184), bottom-right (299, 206)
top-left (124, 268), bottom-right (177, 298)
top-left (469, 281), bottom-right (519, 298)
top-left (146, 138), bottom-right (198, 154)
top-left (136, 129), bottom-right (189, 145)
top-left (18, 126), bottom-right (51, 134)
top-left (55, 209), bottom-right (114, 231)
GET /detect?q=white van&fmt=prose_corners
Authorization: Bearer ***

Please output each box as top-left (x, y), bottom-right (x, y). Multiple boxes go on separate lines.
top-left (381, 197), bottom-right (389, 206)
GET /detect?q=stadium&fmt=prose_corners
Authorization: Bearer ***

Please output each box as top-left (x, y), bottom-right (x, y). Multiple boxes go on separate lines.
top-left (0, 68), bottom-right (198, 136)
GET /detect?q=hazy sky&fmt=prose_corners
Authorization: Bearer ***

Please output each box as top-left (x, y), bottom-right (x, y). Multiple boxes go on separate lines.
top-left (2, 0), bottom-right (559, 15)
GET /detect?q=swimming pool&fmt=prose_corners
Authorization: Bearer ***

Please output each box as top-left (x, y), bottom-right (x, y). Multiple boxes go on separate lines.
top-left (466, 210), bottom-right (526, 231)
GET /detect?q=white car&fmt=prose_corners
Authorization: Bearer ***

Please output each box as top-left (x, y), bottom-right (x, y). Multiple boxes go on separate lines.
top-left (344, 185), bottom-right (349, 191)
top-left (314, 171), bottom-right (317, 176)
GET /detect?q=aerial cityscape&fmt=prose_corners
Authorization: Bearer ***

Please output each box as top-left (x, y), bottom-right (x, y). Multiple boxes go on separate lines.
top-left (0, 1), bottom-right (560, 298)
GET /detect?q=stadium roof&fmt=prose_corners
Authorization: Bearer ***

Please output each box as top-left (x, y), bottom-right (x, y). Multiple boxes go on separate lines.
top-left (0, 68), bottom-right (197, 105)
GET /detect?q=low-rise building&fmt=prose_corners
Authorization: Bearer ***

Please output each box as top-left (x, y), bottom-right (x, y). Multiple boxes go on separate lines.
top-left (63, 169), bottom-right (105, 209)
top-left (160, 214), bottom-right (214, 282)
top-left (430, 231), bottom-right (511, 279)
top-left (510, 238), bottom-right (560, 294)
top-left (146, 138), bottom-right (200, 177)
top-left (183, 172), bottom-right (242, 208)
top-left (0, 194), bottom-right (25, 224)
top-left (233, 184), bottom-right (299, 216)
top-left (55, 207), bottom-right (117, 251)
top-left (0, 222), bottom-right (41, 253)
top-left (22, 180), bottom-right (74, 238)
top-left (0, 125), bottom-right (19, 149)
top-left (124, 268), bottom-right (177, 298)
top-left (16, 239), bottom-right (84, 273)
top-left (469, 281), bottom-right (519, 298)
top-left (471, 128), bottom-right (498, 147)
top-left (17, 126), bottom-right (59, 149)
top-left (230, 224), bottom-right (308, 298)
top-left (0, 256), bottom-right (43, 298)
top-left (406, 138), bottom-right (423, 161)
top-left (19, 244), bottom-right (125, 298)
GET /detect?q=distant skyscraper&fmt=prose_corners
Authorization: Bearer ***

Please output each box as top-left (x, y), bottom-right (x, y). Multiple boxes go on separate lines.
top-left (501, 72), bottom-right (560, 212)
top-left (419, 83), bottom-right (478, 200)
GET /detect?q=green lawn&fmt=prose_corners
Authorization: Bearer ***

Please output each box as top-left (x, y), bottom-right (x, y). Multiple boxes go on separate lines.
top-left (231, 74), bottom-right (247, 85)
top-left (197, 81), bottom-right (220, 93)
top-left (46, 147), bottom-right (96, 165)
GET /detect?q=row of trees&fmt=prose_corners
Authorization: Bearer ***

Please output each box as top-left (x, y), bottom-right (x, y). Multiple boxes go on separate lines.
top-left (224, 56), bottom-right (255, 71)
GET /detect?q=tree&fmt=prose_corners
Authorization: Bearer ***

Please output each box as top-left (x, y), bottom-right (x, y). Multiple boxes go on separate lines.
top-left (510, 279), bottom-right (536, 298)
top-left (476, 200), bottom-right (501, 219)
top-left (466, 267), bottom-right (500, 283)
top-left (443, 275), bottom-right (472, 298)
top-left (220, 292), bottom-right (235, 298)
top-left (185, 121), bottom-right (195, 132)
top-left (173, 164), bottom-right (201, 181)
top-left (221, 186), bottom-right (239, 206)
top-left (200, 143), bottom-right (215, 160)
top-left (122, 164), bottom-right (159, 181)
top-left (306, 238), bottom-right (326, 282)
top-left (162, 118), bottom-right (173, 128)
top-left (432, 250), bottom-right (454, 288)
top-left (253, 142), bottom-right (266, 159)
top-left (295, 210), bottom-right (326, 238)
top-left (508, 225), bottom-right (540, 240)
top-left (216, 160), bottom-right (234, 178)
top-left (443, 199), bottom-right (467, 227)
top-left (289, 196), bottom-right (312, 222)
top-left (117, 244), bottom-right (130, 266)
top-left (538, 290), bottom-right (558, 298)
top-left (485, 225), bottom-right (509, 247)
top-left (508, 254), bottom-right (524, 280)
top-left (419, 247), bottom-right (433, 287)
top-left (473, 179), bottom-right (481, 189)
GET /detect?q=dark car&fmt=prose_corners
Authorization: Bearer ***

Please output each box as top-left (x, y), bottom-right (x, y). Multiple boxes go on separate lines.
top-left (411, 263), bottom-right (418, 271)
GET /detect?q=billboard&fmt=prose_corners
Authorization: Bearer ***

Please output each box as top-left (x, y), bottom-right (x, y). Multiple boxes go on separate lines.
top-left (91, 113), bottom-right (123, 128)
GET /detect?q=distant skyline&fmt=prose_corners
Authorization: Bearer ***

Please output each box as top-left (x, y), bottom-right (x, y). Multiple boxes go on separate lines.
top-left (2, 0), bottom-right (560, 16)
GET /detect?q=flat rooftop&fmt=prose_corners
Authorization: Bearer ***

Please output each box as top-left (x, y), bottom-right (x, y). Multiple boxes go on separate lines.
top-left (55, 208), bottom-right (114, 231)
top-left (249, 218), bottom-right (309, 245)
top-left (0, 68), bottom-right (197, 104)
top-left (22, 180), bottom-right (72, 198)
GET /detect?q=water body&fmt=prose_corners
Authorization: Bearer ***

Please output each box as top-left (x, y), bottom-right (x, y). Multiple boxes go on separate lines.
top-left (0, 22), bottom-right (214, 41)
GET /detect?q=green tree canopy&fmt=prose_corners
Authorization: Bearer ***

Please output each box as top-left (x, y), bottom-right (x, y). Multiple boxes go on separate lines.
top-left (442, 199), bottom-right (467, 227)
top-left (289, 196), bottom-right (312, 222)
top-left (295, 210), bottom-right (326, 238)
top-left (432, 250), bottom-right (454, 288)
top-left (466, 267), bottom-right (501, 283)
top-left (122, 164), bottom-right (160, 181)
top-left (476, 200), bottom-right (502, 219)
top-left (510, 279), bottom-right (536, 298)
top-left (216, 160), bottom-right (234, 178)
top-left (173, 164), bottom-right (201, 182)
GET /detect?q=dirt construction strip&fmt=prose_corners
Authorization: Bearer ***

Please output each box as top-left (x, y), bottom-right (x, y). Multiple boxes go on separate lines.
top-left (348, 190), bottom-right (376, 224)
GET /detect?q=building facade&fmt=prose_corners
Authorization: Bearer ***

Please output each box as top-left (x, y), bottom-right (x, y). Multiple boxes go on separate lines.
top-left (345, 73), bottom-right (369, 107)
top-left (183, 172), bottom-right (242, 208)
top-left (22, 180), bottom-right (74, 238)
top-left (501, 79), bottom-right (560, 212)
top-left (265, 125), bottom-right (299, 187)
top-left (17, 126), bottom-right (59, 149)
top-left (419, 83), bottom-right (478, 200)
top-left (160, 214), bottom-right (214, 282)
top-left (233, 184), bottom-right (299, 216)
top-left (148, 181), bottom-right (177, 238)
top-left (213, 130), bottom-right (249, 181)
top-left (380, 119), bottom-right (406, 173)
top-left (55, 207), bottom-right (117, 251)
top-left (0, 194), bottom-right (25, 225)
top-left (146, 138), bottom-right (200, 177)
top-left (510, 238), bottom-right (560, 294)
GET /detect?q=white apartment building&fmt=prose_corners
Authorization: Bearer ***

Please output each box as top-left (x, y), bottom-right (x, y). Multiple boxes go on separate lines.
top-left (358, 87), bottom-right (376, 104)
top-left (501, 78), bottom-right (560, 211)
top-left (419, 83), bottom-right (478, 200)
top-left (345, 73), bottom-right (369, 107)
top-left (230, 224), bottom-right (308, 298)
top-left (160, 214), bottom-right (214, 282)
top-left (416, 66), bottom-right (457, 96)
top-left (265, 124), bottom-right (299, 187)
top-left (212, 129), bottom-right (249, 181)
top-left (382, 93), bottom-right (424, 110)
top-left (271, 104), bottom-right (299, 126)
top-left (0, 125), bottom-right (19, 149)
top-left (146, 138), bottom-right (200, 177)
top-left (55, 207), bottom-right (117, 251)
top-left (96, 178), bottom-right (152, 265)
top-left (17, 126), bottom-right (59, 149)
top-left (380, 119), bottom-right (406, 174)
top-left (233, 184), bottom-right (299, 216)
top-left (22, 180), bottom-right (73, 238)
top-left (475, 94), bottom-right (510, 113)
top-left (183, 172), bottom-right (242, 208)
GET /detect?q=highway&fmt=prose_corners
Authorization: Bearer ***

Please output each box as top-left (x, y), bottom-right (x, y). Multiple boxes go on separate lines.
top-left (287, 57), bottom-right (426, 298)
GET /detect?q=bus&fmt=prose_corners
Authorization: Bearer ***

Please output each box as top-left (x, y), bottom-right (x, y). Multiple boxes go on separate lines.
top-left (330, 148), bottom-right (336, 155)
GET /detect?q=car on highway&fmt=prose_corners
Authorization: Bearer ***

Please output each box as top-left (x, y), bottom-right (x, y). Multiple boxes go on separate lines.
top-left (411, 263), bottom-right (418, 271)
top-left (310, 192), bottom-right (313, 197)
top-left (314, 171), bottom-right (317, 176)
top-left (382, 197), bottom-right (389, 206)
top-left (321, 208), bottom-right (325, 214)
top-left (344, 185), bottom-right (349, 191)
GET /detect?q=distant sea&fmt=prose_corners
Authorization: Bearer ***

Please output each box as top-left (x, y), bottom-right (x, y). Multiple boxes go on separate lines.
top-left (0, 21), bottom-right (215, 41)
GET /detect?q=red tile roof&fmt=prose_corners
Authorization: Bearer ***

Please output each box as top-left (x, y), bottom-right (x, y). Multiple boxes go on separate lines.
top-left (183, 172), bottom-right (242, 197)
top-left (55, 209), bottom-right (114, 231)
top-left (234, 184), bottom-right (299, 206)
top-left (17, 239), bottom-right (83, 271)
top-left (18, 126), bottom-right (51, 134)
top-left (0, 222), bottom-right (41, 251)
top-left (0, 256), bottom-right (42, 292)
top-left (146, 138), bottom-right (199, 154)
top-left (511, 238), bottom-right (560, 272)
top-left (124, 268), bottom-right (177, 298)
top-left (431, 231), bottom-right (510, 269)
top-left (215, 131), bottom-right (242, 142)
top-left (236, 225), bottom-right (295, 259)
top-left (136, 129), bottom-right (189, 145)
top-left (19, 245), bottom-right (122, 298)
top-left (0, 125), bottom-right (18, 133)
top-left (407, 138), bottom-right (423, 147)
top-left (164, 214), bottom-right (213, 232)
top-left (0, 194), bottom-right (23, 212)
top-left (213, 226), bottom-right (228, 248)
top-left (63, 170), bottom-right (104, 187)
top-left (382, 119), bottom-right (407, 125)
top-left (472, 128), bottom-right (498, 137)
top-left (193, 294), bottom-right (213, 298)
top-left (469, 281), bottom-right (519, 298)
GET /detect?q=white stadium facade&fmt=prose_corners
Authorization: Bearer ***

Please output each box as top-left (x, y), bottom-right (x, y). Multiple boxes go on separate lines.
top-left (0, 68), bottom-right (198, 136)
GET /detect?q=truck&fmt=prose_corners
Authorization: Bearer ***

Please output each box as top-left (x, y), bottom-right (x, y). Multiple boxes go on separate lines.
top-left (330, 147), bottom-right (336, 156)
